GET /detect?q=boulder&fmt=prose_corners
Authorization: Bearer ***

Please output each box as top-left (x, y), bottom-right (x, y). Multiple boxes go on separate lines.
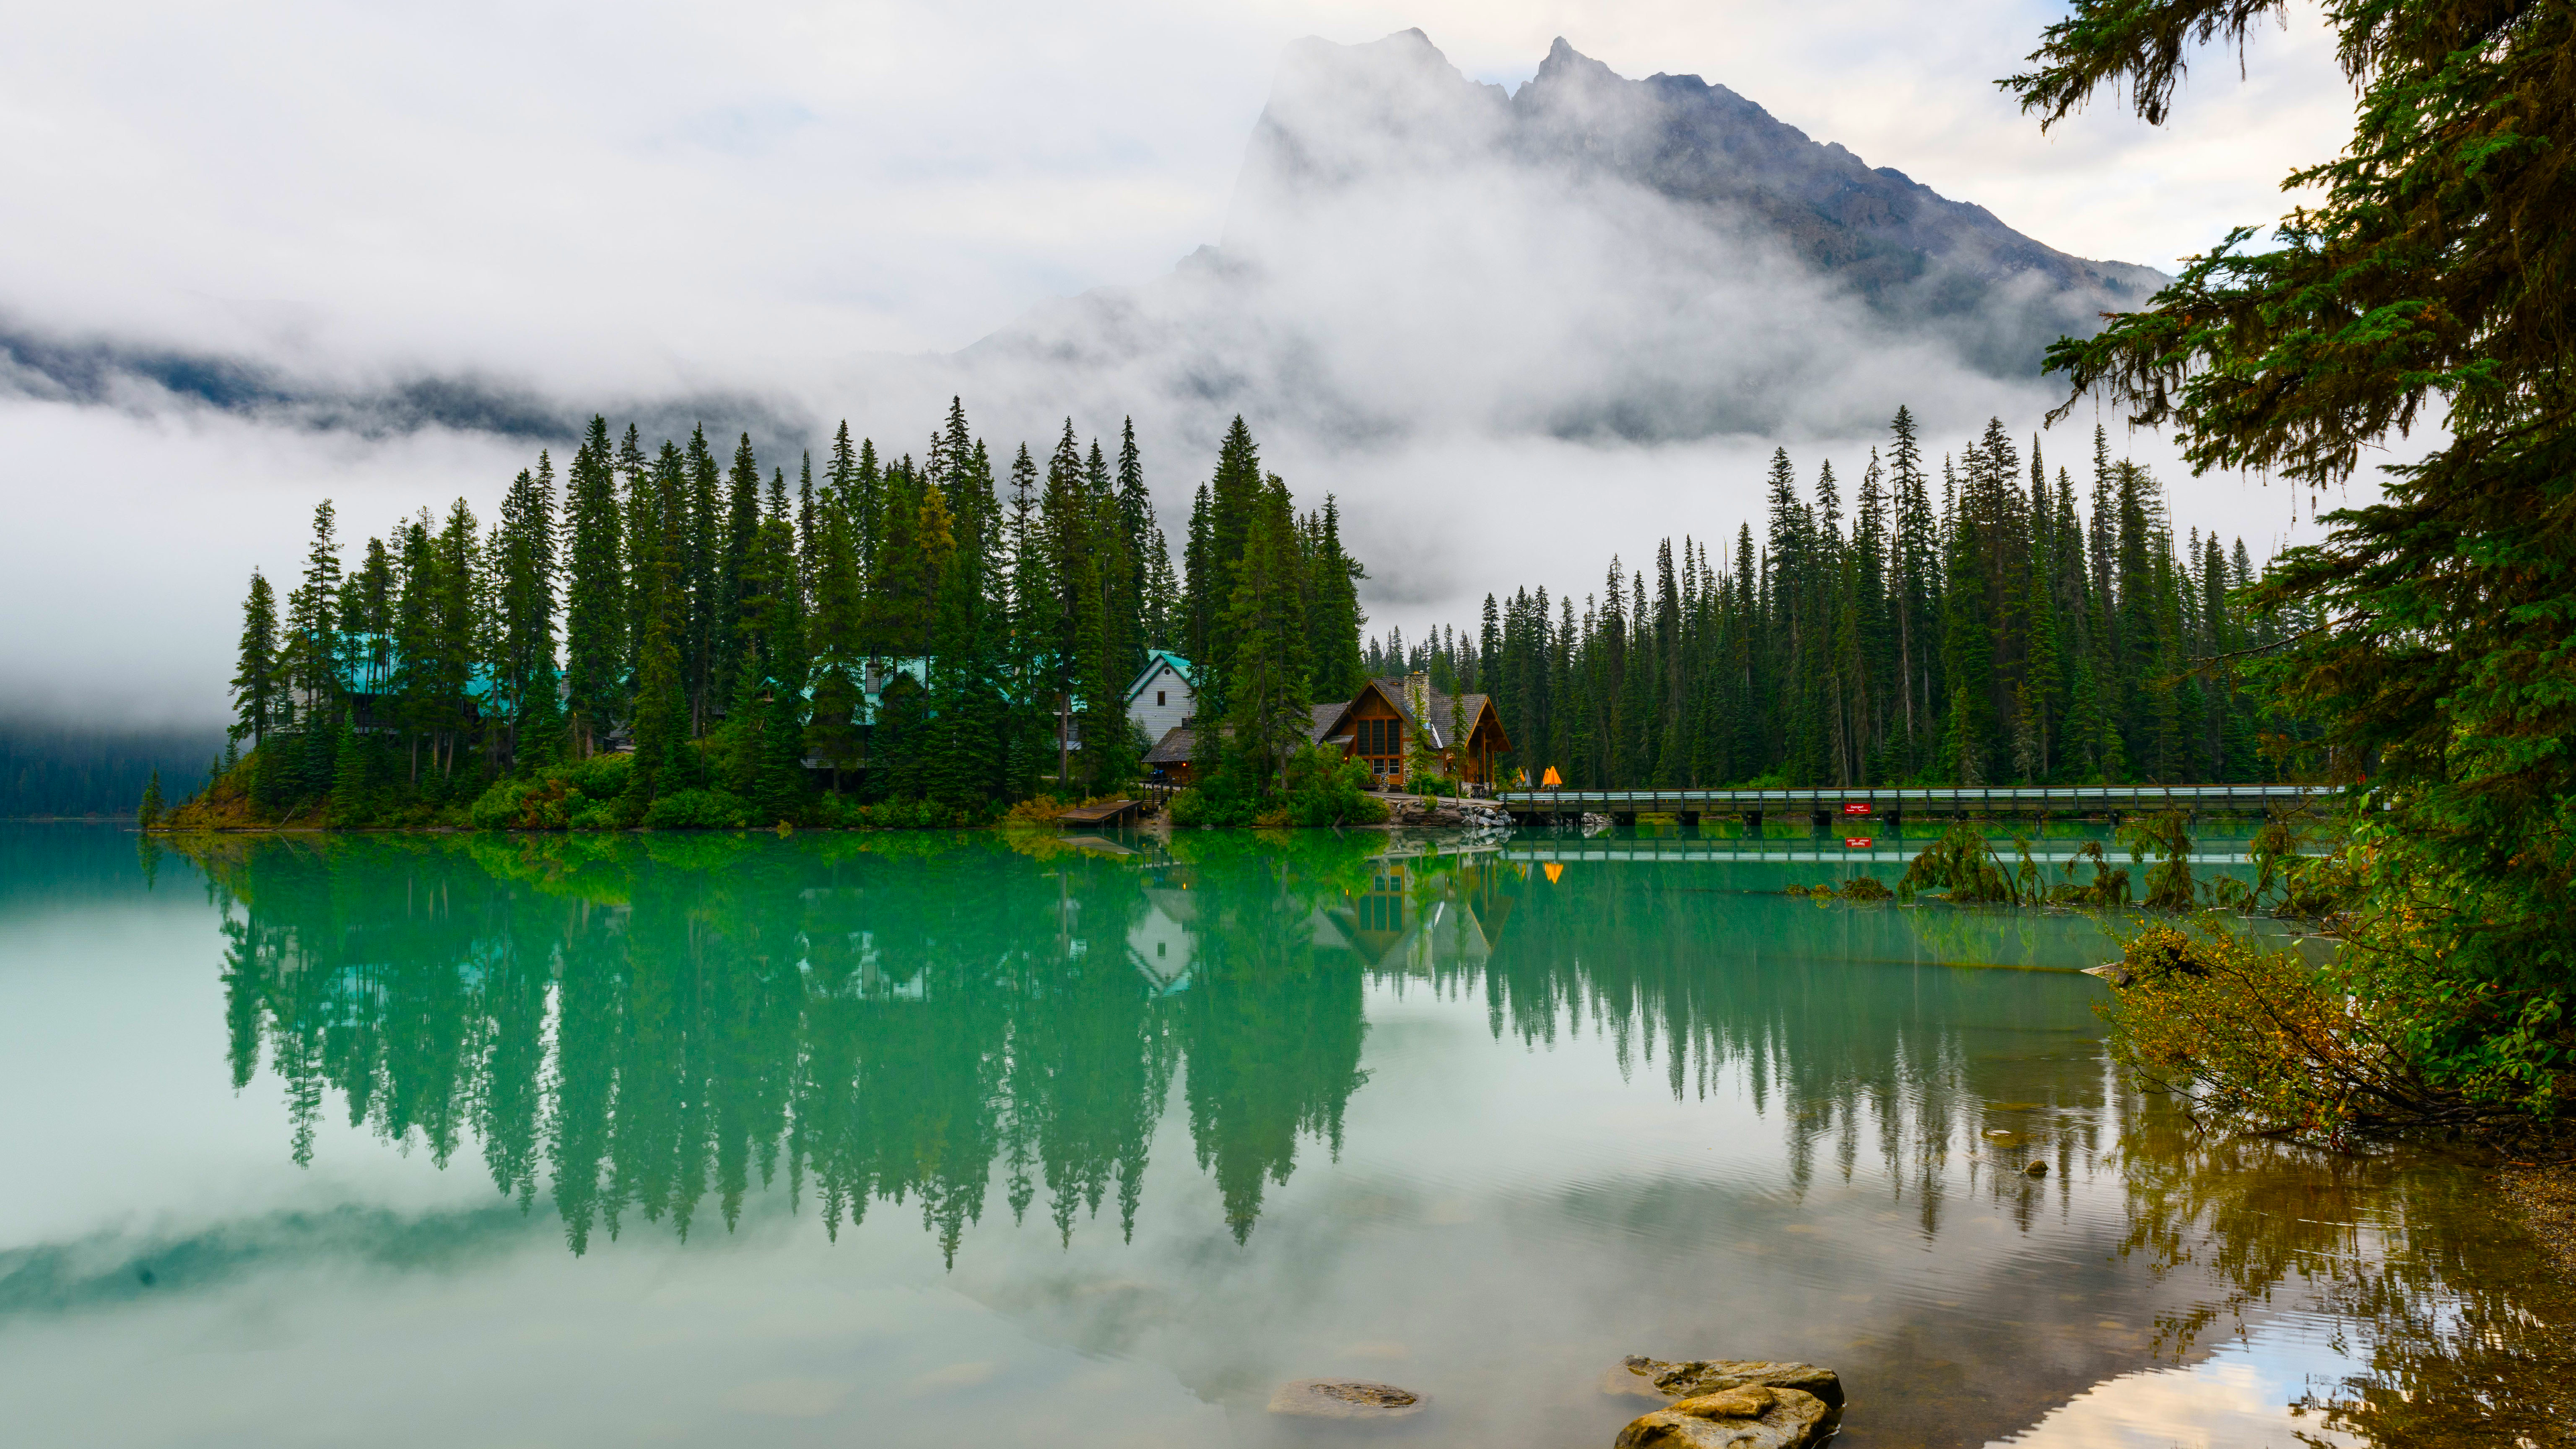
top-left (1613, 1385), bottom-right (1833, 1449)
top-left (2023, 1159), bottom-right (2049, 1178)
top-left (1613, 1357), bottom-right (1844, 1411)
top-left (1266, 1379), bottom-right (1425, 1419)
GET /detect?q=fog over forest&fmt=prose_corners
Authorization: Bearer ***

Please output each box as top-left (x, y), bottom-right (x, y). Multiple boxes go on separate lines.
top-left (0, 11), bottom-right (2361, 736)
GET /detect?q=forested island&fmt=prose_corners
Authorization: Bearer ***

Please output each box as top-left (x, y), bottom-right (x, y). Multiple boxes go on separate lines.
top-left (151, 402), bottom-right (2290, 834)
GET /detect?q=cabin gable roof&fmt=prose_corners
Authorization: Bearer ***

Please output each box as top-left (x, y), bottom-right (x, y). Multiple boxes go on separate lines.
top-left (1312, 677), bottom-right (1512, 755)
top-left (1123, 650), bottom-right (1195, 706)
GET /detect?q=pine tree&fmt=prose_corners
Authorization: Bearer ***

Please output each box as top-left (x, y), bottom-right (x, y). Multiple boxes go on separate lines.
top-left (230, 569), bottom-right (282, 751)
top-left (1004, 442), bottom-right (1058, 798)
top-left (713, 431), bottom-right (762, 718)
top-left (1306, 495), bottom-right (1367, 702)
top-left (492, 453), bottom-right (561, 769)
top-left (280, 500), bottom-right (342, 723)
top-left (1221, 476), bottom-right (1313, 792)
top-left (682, 425), bottom-right (723, 734)
top-left (564, 419), bottom-right (625, 757)
top-left (1113, 417), bottom-right (1154, 681)
top-left (1193, 417), bottom-right (1263, 727)
top-left (622, 450), bottom-right (689, 812)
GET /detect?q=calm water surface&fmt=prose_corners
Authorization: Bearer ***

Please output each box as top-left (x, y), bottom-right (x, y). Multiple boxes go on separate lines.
top-left (1, 822), bottom-right (2565, 1448)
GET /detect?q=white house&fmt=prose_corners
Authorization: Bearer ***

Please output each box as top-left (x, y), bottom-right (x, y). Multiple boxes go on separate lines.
top-left (1125, 650), bottom-right (1195, 743)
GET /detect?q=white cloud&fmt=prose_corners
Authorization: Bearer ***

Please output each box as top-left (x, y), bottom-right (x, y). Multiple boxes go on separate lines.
top-left (0, 2), bottom-right (2365, 718)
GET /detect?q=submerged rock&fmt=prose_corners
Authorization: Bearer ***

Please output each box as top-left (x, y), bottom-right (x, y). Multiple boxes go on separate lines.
top-left (2024, 1159), bottom-right (2049, 1178)
top-left (1613, 1357), bottom-right (1844, 1411)
top-left (1266, 1379), bottom-right (1425, 1419)
top-left (1614, 1385), bottom-right (1833, 1449)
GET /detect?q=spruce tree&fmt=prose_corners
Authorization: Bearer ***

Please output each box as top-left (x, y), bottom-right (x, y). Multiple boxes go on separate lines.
top-left (230, 569), bottom-right (282, 751)
top-left (281, 500), bottom-right (342, 723)
top-left (682, 425), bottom-right (723, 734)
top-left (1193, 417), bottom-right (1263, 726)
top-left (1221, 476), bottom-right (1313, 792)
top-left (564, 418), bottom-right (626, 757)
top-left (493, 453), bottom-right (561, 769)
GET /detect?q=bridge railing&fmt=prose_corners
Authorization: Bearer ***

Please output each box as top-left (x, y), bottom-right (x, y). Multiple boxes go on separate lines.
top-left (1494, 784), bottom-right (2334, 812)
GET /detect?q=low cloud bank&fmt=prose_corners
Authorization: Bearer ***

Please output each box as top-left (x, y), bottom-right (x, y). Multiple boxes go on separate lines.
top-left (4, 30), bottom-right (2322, 724)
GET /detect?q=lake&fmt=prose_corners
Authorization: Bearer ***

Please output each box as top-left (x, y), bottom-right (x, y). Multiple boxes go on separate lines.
top-left (1, 821), bottom-right (2565, 1448)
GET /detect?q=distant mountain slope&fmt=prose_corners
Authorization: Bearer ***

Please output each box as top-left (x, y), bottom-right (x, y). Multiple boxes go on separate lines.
top-left (964, 30), bottom-right (2165, 445)
top-left (1496, 38), bottom-right (2166, 310)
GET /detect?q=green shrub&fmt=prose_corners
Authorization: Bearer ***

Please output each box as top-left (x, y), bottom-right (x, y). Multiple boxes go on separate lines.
top-left (1169, 785), bottom-right (1260, 828)
top-left (2098, 919), bottom-right (2452, 1146)
top-left (1899, 824), bottom-right (2022, 903)
top-left (2120, 810), bottom-right (2197, 910)
top-left (468, 775), bottom-right (574, 830)
top-left (568, 800), bottom-right (625, 832)
top-left (643, 788), bottom-right (753, 830)
top-left (1283, 746), bottom-right (1389, 826)
top-left (834, 796), bottom-right (994, 830)
top-left (564, 753), bottom-right (632, 801)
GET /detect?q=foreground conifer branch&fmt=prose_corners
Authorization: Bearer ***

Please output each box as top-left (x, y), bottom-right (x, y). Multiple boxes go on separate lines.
top-left (2006, 0), bottom-right (2576, 1131)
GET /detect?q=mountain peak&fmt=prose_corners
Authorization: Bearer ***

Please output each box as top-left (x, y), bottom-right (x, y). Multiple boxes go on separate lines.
top-left (976, 30), bottom-right (2168, 447)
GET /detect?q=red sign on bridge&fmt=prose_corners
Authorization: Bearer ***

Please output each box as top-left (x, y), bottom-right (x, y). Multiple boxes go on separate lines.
top-left (1845, 837), bottom-right (1874, 849)
top-left (1842, 802), bottom-right (1873, 816)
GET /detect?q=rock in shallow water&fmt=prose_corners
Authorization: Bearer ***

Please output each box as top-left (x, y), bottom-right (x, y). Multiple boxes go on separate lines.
top-left (1266, 1379), bottom-right (1425, 1418)
top-left (1615, 1357), bottom-right (1845, 1411)
top-left (1614, 1385), bottom-right (1833, 1449)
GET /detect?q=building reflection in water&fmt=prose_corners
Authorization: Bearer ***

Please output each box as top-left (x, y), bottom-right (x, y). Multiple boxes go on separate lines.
top-left (166, 828), bottom-right (2576, 1446)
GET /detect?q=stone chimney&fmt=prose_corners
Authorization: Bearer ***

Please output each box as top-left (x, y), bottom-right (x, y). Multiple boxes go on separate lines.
top-left (1404, 672), bottom-right (1431, 733)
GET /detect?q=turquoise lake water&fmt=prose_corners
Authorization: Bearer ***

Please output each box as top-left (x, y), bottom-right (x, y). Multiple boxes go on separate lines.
top-left (0, 822), bottom-right (2561, 1448)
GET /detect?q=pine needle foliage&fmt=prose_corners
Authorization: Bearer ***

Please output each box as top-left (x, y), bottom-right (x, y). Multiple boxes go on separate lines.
top-left (2006, 0), bottom-right (2576, 1124)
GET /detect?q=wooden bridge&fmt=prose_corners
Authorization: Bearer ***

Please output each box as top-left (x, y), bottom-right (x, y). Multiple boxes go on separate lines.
top-left (1501, 839), bottom-right (2286, 865)
top-left (1493, 783), bottom-right (2332, 826)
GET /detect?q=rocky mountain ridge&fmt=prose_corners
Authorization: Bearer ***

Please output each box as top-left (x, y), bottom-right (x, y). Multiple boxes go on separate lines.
top-left (966, 30), bottom-right (2163, 444)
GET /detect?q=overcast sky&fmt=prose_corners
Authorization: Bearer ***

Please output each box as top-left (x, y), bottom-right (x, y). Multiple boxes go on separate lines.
top-left (0, 1), bottom-right (2363, 723)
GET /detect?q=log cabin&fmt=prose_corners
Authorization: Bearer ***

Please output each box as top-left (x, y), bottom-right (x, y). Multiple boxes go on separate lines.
top-left (1311, 674), bottom-right (1512, 788)
top-left (1140, 672), bottom-right (1511, 790)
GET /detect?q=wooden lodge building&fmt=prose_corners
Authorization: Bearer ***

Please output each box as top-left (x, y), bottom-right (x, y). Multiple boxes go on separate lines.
top-left (1142, 672), bottom-right (1511, 790)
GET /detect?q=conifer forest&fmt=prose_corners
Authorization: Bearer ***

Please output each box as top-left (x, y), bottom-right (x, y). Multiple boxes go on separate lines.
top-left (186, 400), bottom-right (2290, 830)
top-left (1382, 408), bottom-right (2298, 791)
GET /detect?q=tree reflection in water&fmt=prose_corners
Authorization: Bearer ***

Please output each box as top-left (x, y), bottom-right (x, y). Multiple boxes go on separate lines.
top-left (2112, 1110), bottom-right (2576, 1447)
top-left (185, 830), bottom-right (2576, 1444)
top-left (199, 830), bottom-right (1377, 1262)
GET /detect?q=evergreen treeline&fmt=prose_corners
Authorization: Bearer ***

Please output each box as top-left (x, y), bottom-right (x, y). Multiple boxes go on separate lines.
top-left (199, 404), bottom-right (1366, 828)
top-left (1385, 410), bottom-right (2305, 788)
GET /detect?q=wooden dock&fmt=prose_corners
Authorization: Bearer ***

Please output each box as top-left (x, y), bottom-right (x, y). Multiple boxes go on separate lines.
top-left (1057, 799), bottom-right (1143, 828)
top-left (1494, 783), bottom-right (2333, 825)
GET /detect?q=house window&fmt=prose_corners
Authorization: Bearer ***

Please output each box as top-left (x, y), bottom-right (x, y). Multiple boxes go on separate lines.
top-left (1157, 691), bottom-right (1166, 707)
top-left (1358, 717), bottom-right (1405, 759)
